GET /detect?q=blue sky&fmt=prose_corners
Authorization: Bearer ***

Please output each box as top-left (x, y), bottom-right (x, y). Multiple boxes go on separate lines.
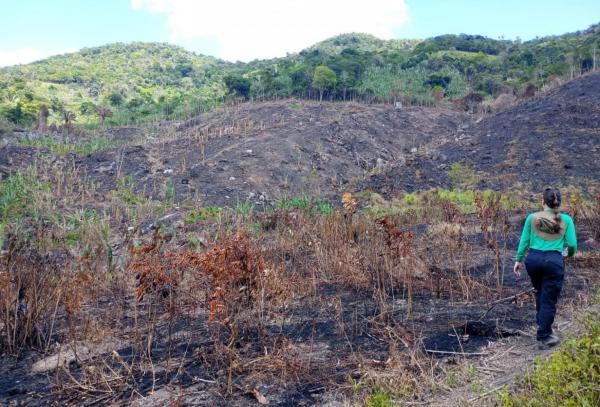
top-left (0, 0), bottom-right (598, 66)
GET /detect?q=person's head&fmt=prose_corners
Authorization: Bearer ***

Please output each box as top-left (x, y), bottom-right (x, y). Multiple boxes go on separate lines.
top-left (543, 188), bottom-right (562, 212)
top-left (542, 188), bottom-right (562, 233)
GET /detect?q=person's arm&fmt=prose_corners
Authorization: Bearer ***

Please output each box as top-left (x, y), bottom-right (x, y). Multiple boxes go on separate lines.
top-left (564, 215), bottom-right (577, 257)
top-left (516, 215), bottom-right (532, 262)
top-left (514, 214), bottom-right (532, 277)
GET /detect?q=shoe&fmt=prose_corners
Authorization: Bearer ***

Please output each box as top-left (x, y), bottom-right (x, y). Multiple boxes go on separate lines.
top-left (538, 334), bottom-right (560, 350)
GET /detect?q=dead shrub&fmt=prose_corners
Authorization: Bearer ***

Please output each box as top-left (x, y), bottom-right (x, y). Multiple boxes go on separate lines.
top-left (374, 216), bottom-right (428, 319)
top-left (475, 192), bottom-right (512, 295)
top-left (195, 232), bottom-right (291, 392)
top-left (421, 219), bottom-right (479, 301)
top-left (518, 82), bottom-right (536, 99)
top-left (0, 228), bottom-right (71, 354)
top-left (358, 346), bottom-right (434, 401)
top-left (491, 93), bottom-right (516, 112)
top-left (199, 232), bottom-right (265, 329)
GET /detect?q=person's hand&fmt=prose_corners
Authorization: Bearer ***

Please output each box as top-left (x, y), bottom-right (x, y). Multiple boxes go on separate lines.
top-left (513, 262), bottom-right (523, 277)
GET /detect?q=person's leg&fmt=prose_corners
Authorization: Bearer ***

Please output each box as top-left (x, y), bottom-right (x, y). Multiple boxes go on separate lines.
top-left (525, 251), bottom-right (543, 330)
top-left (537, 252), bottom-right (565, 340)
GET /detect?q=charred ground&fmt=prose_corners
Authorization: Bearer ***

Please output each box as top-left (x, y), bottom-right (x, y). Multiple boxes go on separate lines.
top-left (365, 72), bottom-right (600, 197)
top-left (0, 74), bottom-right (599, 406)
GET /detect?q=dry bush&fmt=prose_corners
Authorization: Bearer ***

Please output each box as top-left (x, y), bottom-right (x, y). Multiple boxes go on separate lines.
top-left (53, 349), bottom-right (141, 400)
top-left (541, 75), bottom-right (563, 92)
top-left (193, 232), bottom-right (288, 392)
top-left (420, 220), bottom-right (481, 301)
top-left (518, 82), bottom-right (536, 99)
top-left (570, 191), bottom-right (600, 240)
top-left (239, 336), bottom-right (328, 391)
top-left (357, 343), bottom-right (435, 401)
top-left (262, 209), bottom-right (369, 296)
top-left (312, 212), bottom-right (371, 291)
top-left (198, 232), bottom-right (265, 329)
top-left (475, 193), bottom-right (512, 295)
top-left (266, 207), bottom-right (432, 321)
top-left (0, 227), bottom-right (72, 354)
top-left (491, 93), bottom-right (516, 112)
top-left (454, 92), bottom-right (485, 113)
top-left (128, 232), bottom-right (182, 303)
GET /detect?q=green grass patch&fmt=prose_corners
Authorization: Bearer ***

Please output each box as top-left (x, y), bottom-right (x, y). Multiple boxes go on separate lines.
top-left (448, 162), bottom-right (478, 189)
top-left (366, 389), bottom-right (393, 407)
top-left (437, 189), bottom-right (476, 213)
top-left (314, 198), bottom-right (334, 215)
top-left (497, 313), bottom-right (600, 407)
top-left (277, 195), bottom-right (311, 211)
top-left (185, 205), bottom-right (222, 224)
top-left (0, 173), bottom-right (29, 220)
top-left (233, 199), bottom-right (254, 217)
top-left (20, 136), bottom-right (120, 155)
top-left (276, 195), bottom-right (334, 216)
top-left (115, 175), bottom-right (146, 206)
top-left (0, 172), bottom-right (56, 246)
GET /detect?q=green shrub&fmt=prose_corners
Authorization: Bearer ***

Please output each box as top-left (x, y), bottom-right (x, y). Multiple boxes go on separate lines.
top-left (498, 314), bottom-right (600, 407)
top-left (366, 389), bottom-right (393, 407)
top-left (314, 198), bottom-right (333, 215)
top-left (185, 205), bottom-right (222, 224)
top-left (402, 192), bottom-right (419, 206)
top-left (233, 200), bottom-right (254, 217)
top-left (437, 189), bottom-right (476, 213)
top-left (448, 162), bottom-right (478, 188)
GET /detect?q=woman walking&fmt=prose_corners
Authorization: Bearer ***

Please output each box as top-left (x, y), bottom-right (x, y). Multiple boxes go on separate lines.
top-left (514, 188), bottom-right (577, 349)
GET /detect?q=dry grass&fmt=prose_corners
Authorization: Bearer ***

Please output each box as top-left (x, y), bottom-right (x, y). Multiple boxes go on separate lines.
top-left (1, 157), bottom-right (599, 404)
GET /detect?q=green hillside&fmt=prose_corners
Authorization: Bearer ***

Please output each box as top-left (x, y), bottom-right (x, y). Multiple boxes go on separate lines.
top-left (0, 42), bottom-right (230, 128)
top-left (1, 24), bottom-right (599, 130)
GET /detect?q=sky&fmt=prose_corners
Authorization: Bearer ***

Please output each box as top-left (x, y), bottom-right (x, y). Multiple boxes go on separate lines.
top-left (0, 0), bottom-right (599, 67)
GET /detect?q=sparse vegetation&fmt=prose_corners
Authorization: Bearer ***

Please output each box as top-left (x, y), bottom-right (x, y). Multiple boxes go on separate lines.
top-left (498, 312), bottom-right (600, 407)
top-left (19, 136), bottom-right (120, 155)
top-left (0, 24), bottom-right (599, 405)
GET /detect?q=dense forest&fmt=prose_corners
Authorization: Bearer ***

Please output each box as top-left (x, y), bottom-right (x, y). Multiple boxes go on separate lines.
top-left (0, 23), bottom-right (598, 129)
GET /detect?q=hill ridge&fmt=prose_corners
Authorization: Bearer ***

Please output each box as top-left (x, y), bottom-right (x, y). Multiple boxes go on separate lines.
top-left (1, 22), bottom-right (598, 130)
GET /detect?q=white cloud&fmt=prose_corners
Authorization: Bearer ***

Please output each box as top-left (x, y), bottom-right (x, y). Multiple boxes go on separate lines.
top-left (131, 0), bottom-right (409, 61)
top-left (0, 48), bottom-right (47, 67)
top-left (0, 47), bottom-right (78, 68)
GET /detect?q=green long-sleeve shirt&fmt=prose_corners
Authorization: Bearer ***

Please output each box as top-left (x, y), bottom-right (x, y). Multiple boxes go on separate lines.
top-left (516, 210), bottom-right (577, 262)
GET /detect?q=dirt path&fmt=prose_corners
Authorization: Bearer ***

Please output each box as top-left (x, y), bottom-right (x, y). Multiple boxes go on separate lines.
top-left (427, 298), bottom-right (598, 406)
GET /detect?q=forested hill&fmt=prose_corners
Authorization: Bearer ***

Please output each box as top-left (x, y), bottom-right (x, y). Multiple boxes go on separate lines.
top-left (0, 42), bottom-right (231, 128)
top-left (1, 23), bottom-right (599, 129)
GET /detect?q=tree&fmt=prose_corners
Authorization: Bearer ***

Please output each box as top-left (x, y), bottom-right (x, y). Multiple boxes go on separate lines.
top-left (61, 110), bottom-right (76, 126)
top-left (174, 63), bottom-right (193, 77)
top-left (6, 102), bottom-right (23, 125)
top-left (432, 85), bottom-right (444, 102)
top-left (224, 75), bottom-right (251, 99)
top-left (96, 106), bottom-right (113, 128)
top-left (339, 70), bottom-right (350, 100)
top-left (107, 92), bottom-right (124, 107)
top-left (37, 105), bottom-right (49, 131)
top-left (312, 66), bottom-right (337, 102)
top-left (51, 98), bottom-right (76, 130)
top-left (79, 101), bottom-right (97, 115)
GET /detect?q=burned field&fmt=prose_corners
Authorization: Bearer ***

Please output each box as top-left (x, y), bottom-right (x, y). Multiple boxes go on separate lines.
top-left (364, 71), bottom-right (600, 196)
top-left (1, 75), bottom-right (600, 406)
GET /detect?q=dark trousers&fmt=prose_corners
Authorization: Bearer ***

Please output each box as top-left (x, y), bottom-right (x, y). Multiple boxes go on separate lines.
top-left (525, 249), bottom-right (565, 340)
